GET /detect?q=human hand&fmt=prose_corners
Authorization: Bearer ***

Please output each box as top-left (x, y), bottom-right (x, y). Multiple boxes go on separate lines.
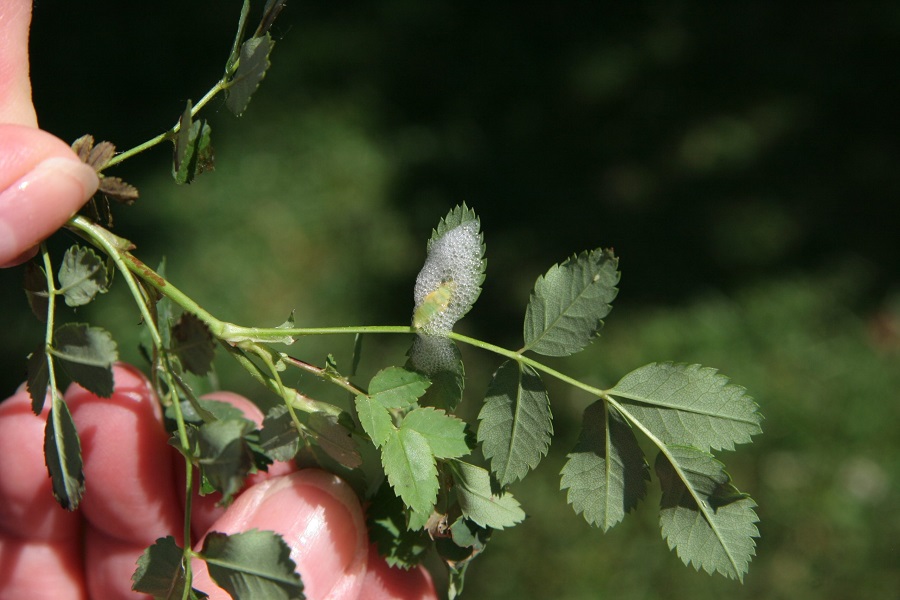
top-left (0, 363), bottom-right (437, 599)
top-left (0, 0), bottom-right (99, 268)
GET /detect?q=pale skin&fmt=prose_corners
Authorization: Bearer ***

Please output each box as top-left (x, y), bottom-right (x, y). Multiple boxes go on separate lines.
top-left (0, 2), bottom-right (437, 598)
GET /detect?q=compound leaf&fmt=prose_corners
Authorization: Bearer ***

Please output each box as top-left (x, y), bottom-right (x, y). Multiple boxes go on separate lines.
top-left (173, 101), bottom-right (214, 184)
top-left (449, 461), bottom-right (525, 530)
top-left (51, 323), bottom-right (117, 398)
top-left (259, 405), bottom-right (300, 462)
top-left (44, 396), bottom-right (84, 510)
top-left (226, 34), bottom-right (274, 116)
top-left (172, 313), bottom-right (215, 376)
top-left (58, 245), bottom-right (109, 307)
top-left (560, 400), bottom-right (649, 531)
top-left (132, 536), bottom-right (208, 599)
top-left (354, 395), bottom-right (394, 448)
top-left (610, 363), bottom-right (762, 452)
top-left (656, 447), bottom-right (759, 581)
top-left (368, 367), bottom-right (430, 409)
top-left (202, 530), bottom-right (303, 599)
top-left (523, 248), bottom-right (619, 357)
top-left (382, 428), bottom-right (438, 522)
top-left (477, 360), bottom-right (552, 486)
top-left (401, 407), bottom-right (469, 459)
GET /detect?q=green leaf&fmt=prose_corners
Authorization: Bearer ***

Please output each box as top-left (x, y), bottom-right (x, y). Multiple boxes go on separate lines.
top-left (401, 407), bottom-right (469, 459)
top-left (656, 447), bottom-right (759, 581)
top-left (171, 313), bottom-right (216, 376)
top-left (259, 405), bottom-right (300, 462)
top-left (226, 34), bottom-right (274, 116)
top-left (132, 536), bottom-right (208, 599)
top-left (172, 101), bottom-right (214, 184)
top-left (367, 482), bottom-right (431, 569)
top-left (368, 367), bottom-right (430, 409)
top-left (202, 530), bottom-right (303, 599)
top-left (560, 401), bottom-right (649, 531)
top-left (354, 395), bottom-right (394, 448)
top-left (57, 245), bottom-right (109, 307)
top-left (449, 461), bottom-right (525, 530)
top-left (27, 345), bottom-right (49, 414)
top-left (51, 323), bottom-right (117, 398)
top-left (406, 334), bottom-right (465, 411)
top-left (23, 259), bottom-right (49, 321)
top-left (428, 203), bottom-right (480, 248)
top-left (194, 418), bottom-right (257, 505)
top-left (610, 362), bottom-right (763, 452)
top-left (254, 0), bottom-right (287, 37)
top-left (308, 411), bottom-right (362, 468)
top-left (381, 428), bottom-right (438, 522)
top-left (523, 248), bottom-right (619, 357)
top-left (44, 396), bottom-right (84, 510)
top-left (477, 360), bottom-right (552, 486)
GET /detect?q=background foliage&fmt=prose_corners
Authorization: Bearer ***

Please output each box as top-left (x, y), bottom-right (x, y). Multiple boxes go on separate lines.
top-left (1, 2), bottom-right (897, 598)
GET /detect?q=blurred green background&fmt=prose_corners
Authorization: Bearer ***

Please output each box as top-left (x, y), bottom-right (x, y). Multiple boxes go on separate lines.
top-left (2, 2), bottom-right (898, 598)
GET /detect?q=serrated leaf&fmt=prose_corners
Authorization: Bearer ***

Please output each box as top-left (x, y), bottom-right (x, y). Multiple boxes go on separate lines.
top-left (367, 481), bottom-right (431, 569)
top-left (132, 536), bottom-right (208, 599)
top-left (172, 313), bottom-right (215, 376)
top-left (194, 418), bottom-right (257, 505)
top-left (560, 401), bottom-right (649, 531)
top-left (98, 176), bottom-right (139, 204)
top-left (428, 203), bottom-right (480, 249)
top-left (254, 0), bottom-right (286, 37)
top-left (71, 135), bottom-right (94, 162)
top-left (27, 346), bottom-right (49, 414)
top-left (523, 248), bottom-right (619, 357)
top-left (58, 245), bottom-right (109, 307)
top-left (369, 366), bottom-right (430, 409)
top-left (610, 362), bottom-right (763, 452)
top-left (449, 461), bottom-right (525, 530)
top-left (477, 360), bottom-right (552, 486)
top-left (226, 34), bottom-right (274, 116)
top-left (259, 405), bottom-right (300, 462)
top-left (382, 428), bottom-right (438, 521)
top-left (44, 396), bottom-right (84, 510)
top-left (401, 407), bottom-right (469, 459)
top-left (87, 140), bottom-right (116, 171)
top-left (407, 334), bottom-right (465, 411)
top-left (202, 530), bottom-right (303, 599)
top-left (354, 395), bottom-right (394, 448)
top-left (24, 260), bottom-right (49, 321)
top-left (51, 323), bottom-right (117, 398)
top-left (308, 411), bottom-right (361, 468)
top-left (656, 447), bottom-right (759, 581)
top-left (173, 101), bottom-right (214, 184)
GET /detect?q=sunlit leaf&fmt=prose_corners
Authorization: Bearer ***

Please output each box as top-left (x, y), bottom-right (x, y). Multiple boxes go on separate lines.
top-left (132, 536), bottom-right (208, 599)
top-left (58, 245), bottom-right (109, 307)
top-left (477, 360), bottom-right (552, 486)
top-left (194, 417), bottom-right (257, 505)
top-left (449, 461), bottom-right (525, 530)
top-left (560, 401), bottom-right (649, 531)
top-left (368, 367), bottom-right (430, 409)
top-left (381, 428), bottom-right (438, 522)
top-left (611, 362), bottom-right (762, 452)
top-left (523, 248), bottom-right (619, 357)
top-left (656, 447), bottom-right (759, 581)
top-left (202, 530), bottom-right (303, 599)
top-left (51, 323), bottom-right (117, 398)
top-left (401, 407), bottom-right (469, 459)
top-left (354, 395), bottom-right (394, 448)
top-left (44, 396), bottom-right (84, 510)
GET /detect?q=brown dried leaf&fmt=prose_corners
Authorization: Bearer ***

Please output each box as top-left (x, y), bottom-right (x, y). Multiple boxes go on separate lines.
top-left (87, 141), bottom-right (116, 171)
top-left (98, 177), bottom-right (139, 204)
top-left (71, 135), bottom-right (94, 162)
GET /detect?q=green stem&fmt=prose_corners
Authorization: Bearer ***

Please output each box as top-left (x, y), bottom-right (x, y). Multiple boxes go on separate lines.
top-left (102, 80), bottom-right (227, 170)
top-left (38, 245), bottom-right (62, 406)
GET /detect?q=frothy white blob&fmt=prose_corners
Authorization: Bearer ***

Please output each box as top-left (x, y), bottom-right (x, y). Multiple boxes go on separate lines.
top-left (408, 333), bottom-right (458, 376)
top-left (413, 221), bottom-right (483, 334)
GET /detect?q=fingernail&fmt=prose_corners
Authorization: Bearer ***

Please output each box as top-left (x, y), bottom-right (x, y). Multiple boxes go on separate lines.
top-left (0, 157), bottom-right (99, 266)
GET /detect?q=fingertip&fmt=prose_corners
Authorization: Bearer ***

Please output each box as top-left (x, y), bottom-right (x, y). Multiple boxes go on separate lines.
top-left (358, 544), bottom-right (439, 600)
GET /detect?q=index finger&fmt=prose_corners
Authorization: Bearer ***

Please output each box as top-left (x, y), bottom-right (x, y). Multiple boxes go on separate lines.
top-left (0, 0), bottom-right (38, 126)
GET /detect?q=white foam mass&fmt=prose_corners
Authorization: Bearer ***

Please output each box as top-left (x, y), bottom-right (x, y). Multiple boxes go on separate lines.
top-left (412, 221), bottom-right (483, 334)
top-left (408, 333), bottom-right (458, 376)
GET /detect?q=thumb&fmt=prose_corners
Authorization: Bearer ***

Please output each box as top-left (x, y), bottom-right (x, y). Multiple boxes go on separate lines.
top-left (191, 470), bottom-right (369, 600)
top-left (0, 0), bottom-right (38, 126)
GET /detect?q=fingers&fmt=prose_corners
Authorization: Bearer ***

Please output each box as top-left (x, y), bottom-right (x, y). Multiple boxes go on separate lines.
top-left (191, 470), bottom-right (368, 600)
top-left (65, 363), bottom-right (182, 545)
top-left (0, 125), bottom-right (99, 267)
top-left (358, 544), bottom-right (439, 600)
top-left (0, 0), bottom-right (37, 126)
top-left (0, 535), bottom-right (86, 600)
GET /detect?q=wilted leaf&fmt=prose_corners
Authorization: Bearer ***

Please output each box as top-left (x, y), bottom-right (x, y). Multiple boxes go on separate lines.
top-left (87, 140), bottom-right (116, 171)
top-left (99, 176), bottom-right (139, 204)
